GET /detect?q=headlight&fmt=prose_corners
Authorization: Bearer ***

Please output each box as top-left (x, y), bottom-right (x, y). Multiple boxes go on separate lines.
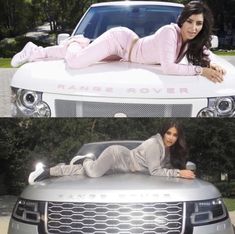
top-left (12, 198), bottom-right (41, 224)
top-left (197, 96), bottom-right (235, 117)
top-left (11, 88), bottom-right (51, 117)
top-left (21, 90), bottom-right (39, 108)
top-left (190, 198), bottom-right (227, 225)
top-left (215, 97), bottom-right (234, 115)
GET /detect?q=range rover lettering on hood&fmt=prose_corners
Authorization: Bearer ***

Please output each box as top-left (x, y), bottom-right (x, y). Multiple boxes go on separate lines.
top-left (56, 192), bottom-right (172, 202)
top-left (57, 84), bottom-right (189, 95)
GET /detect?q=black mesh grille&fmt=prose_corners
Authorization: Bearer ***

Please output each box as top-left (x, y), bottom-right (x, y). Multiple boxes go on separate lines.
top-left (47, 202), bottom-right (184, 234)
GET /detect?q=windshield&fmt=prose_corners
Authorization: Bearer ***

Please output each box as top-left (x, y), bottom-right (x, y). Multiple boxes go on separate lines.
top-left (75, 5), bottom-right (183, 39)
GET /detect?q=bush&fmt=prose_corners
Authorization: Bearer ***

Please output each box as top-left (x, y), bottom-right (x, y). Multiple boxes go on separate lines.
top-left (215, 181), bottom-right (235, 197)
top-left (0, 38), bottom-right (18, 58)
top-left (0, 34), bottom-right (56, 58)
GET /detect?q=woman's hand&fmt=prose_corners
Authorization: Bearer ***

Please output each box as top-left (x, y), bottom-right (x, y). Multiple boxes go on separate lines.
top-left (179, 170), bottom-right (195, 179)
top-left (210, 63), bottom-right (226, 75)
top-left (202, 64), bottom-right (226, 83)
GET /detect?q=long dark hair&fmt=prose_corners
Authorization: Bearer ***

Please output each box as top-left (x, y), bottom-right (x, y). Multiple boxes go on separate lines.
top-left (177, 1), bottom-right (214, 67)
top-left (159, 121), bottom-right (188, 170)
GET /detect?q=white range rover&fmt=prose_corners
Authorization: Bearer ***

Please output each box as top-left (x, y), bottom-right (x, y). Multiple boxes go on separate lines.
top-left (11, 1), bottom-right (235, 117)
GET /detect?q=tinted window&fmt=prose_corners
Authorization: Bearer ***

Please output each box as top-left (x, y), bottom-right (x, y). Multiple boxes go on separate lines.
top-left (75, 5), bottom-right (183, 39)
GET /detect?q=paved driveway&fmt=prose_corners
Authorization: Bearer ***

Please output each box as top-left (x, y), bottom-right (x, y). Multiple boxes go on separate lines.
top-left (0, 69), bottom-right (17, 117)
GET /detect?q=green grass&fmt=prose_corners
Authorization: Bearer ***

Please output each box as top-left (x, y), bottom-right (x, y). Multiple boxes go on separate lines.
top-left (224, 198), bottom-right (235, 212)
top-left (0, 58), bottom-right (12, 68)
top-left (214, 50), bottom-right (235, 56)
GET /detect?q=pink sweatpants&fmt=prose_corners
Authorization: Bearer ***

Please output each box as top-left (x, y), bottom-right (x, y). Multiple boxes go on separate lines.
top-left (30, 27), bottom-right (138, 69)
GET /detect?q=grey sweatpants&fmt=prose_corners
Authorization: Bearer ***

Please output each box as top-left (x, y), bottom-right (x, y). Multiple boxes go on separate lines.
top-left (50, 145), bottom-right (134, 178)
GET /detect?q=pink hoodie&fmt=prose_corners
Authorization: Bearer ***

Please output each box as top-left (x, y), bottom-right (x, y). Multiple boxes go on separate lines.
top-left (130, 23), bottom-right (209, 75)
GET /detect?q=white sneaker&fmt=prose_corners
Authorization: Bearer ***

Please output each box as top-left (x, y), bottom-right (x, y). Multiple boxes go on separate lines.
top-left (28, 162), bottom-right (46, 185)
top-left (70, 153), bottom-right (95, 165)
top-left (11, 42), bottom-right (37, 67)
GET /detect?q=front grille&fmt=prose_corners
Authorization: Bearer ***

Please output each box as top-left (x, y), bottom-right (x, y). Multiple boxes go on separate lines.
top-left (55, 100), bottom-right (192, 117)
top-left (46, 202), bottom-right (184, 234)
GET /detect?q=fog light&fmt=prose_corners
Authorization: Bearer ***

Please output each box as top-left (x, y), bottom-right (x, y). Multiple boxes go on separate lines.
top-left (35, 102), bottom-right (51, 117)
top-left (197, 108), bottom-right (216, 117)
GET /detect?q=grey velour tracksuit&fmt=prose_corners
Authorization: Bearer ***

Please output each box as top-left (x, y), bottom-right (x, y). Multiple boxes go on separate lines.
top-left (50, 134), bottom-right (180, 178)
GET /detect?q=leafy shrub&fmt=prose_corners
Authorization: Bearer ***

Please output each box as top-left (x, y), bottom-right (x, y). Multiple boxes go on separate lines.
top-left (215, 182), bottom-right (235, 197)
top-left (0, 34), bottom-right (56, 58)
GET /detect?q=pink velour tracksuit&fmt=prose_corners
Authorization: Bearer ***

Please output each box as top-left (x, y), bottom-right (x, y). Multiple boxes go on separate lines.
top-left (29, 23), bottom-right (208, 75)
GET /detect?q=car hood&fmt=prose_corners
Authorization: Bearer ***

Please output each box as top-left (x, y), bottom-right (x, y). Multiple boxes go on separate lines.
top-left (11, 54), bottom-right (235, 99)
top-left (21, 174), bottom-right (220, 202)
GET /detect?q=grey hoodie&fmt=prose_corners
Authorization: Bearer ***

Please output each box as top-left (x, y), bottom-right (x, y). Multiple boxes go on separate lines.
top-left (50, 134), bottom-right (180, 178)
top-left (131, 133), bottom-right (180, 177)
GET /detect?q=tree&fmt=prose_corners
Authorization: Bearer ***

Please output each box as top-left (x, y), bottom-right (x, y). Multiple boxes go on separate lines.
top-left (184, 119), bottom-right (235, 179)
top-left (0, 0), bottom-right (35, 39)
top-left (30, 0), bottom-right (95, 32)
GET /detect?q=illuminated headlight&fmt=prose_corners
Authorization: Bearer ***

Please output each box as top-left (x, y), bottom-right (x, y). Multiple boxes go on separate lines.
top-left (197, 96), bottom-right (235, 117)
top-left (190, 198), bottom-right (227, 225)
top-left (12, 198), bottom-right (41, 224)
top-left (11, 88), bottom-right (51, 117)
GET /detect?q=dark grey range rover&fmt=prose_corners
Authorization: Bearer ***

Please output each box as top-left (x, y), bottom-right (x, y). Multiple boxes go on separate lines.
top-left (8, 141), bottom-right (234, 234)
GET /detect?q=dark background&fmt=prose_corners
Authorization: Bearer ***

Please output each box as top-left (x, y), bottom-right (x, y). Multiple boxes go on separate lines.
top-left (0, 118), bottom-right (234, 195)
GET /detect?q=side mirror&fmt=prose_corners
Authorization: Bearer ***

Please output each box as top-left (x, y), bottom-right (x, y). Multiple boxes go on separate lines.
top-left (57, 33), bottom-right (70, 45)
top-left (186, 161), bottom-right (196, 171)
top-left (211, 35), bottom-right (219, 49)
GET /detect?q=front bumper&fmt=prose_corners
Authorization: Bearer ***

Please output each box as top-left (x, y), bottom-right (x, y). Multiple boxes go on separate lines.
top-left (8, 217), bottom-right (234, 234)
top-left (193, 218), bottom-right (234, 234)
top-left (8, 218), bottom-right (38, 234)
top-left (12, 90), bottom-right (208, 117)
top-left (11, 88), bottom-right (235, 117)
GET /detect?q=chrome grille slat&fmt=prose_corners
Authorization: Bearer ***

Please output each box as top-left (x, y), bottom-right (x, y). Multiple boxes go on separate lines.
top-left (47, 202), bottom-right (184, 234)
top-left (55, 100), bottom-right (192, 117)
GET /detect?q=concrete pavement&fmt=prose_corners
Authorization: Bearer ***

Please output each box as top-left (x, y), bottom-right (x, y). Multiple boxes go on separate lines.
top-left (0, 195), bottom-right (17, 234)
top-left (223, 55), bottom-right (235, 65)
top-left (231, 211), bottom-right (235, 226)
top-left (0, 68), bottom-right (17, 117)
top-left (0, 216), bottom-right (10, 234)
